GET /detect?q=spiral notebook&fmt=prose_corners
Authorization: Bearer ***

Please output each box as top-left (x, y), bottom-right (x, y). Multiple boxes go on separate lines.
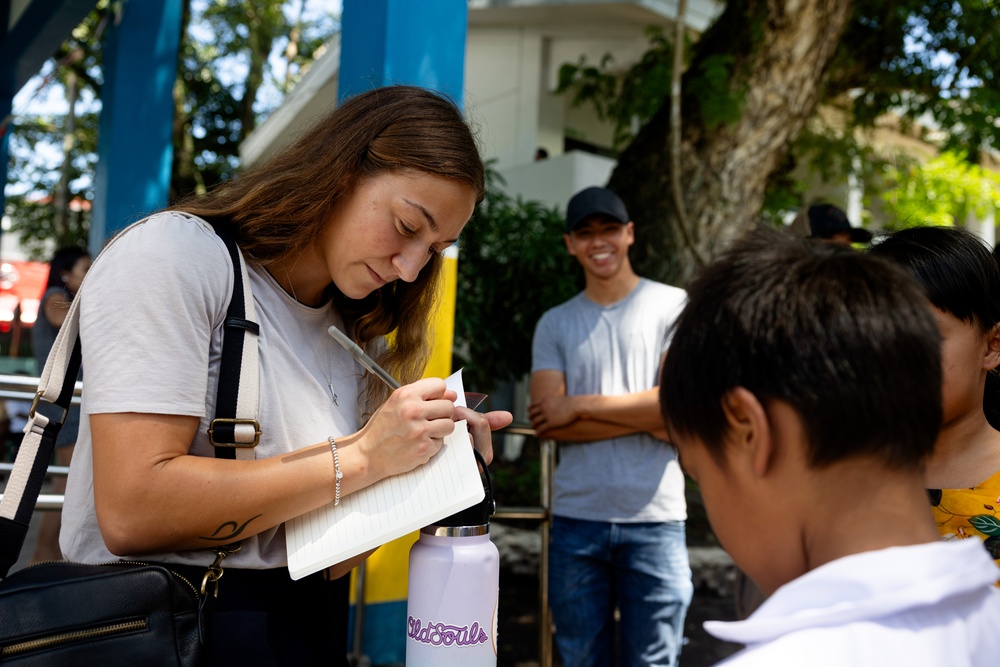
top-left (284, 373), bottom-right (485, 580)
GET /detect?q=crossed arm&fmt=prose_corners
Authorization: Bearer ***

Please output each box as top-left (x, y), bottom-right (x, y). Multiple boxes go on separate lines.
top-left (528, 368), bottom-right (669, 443)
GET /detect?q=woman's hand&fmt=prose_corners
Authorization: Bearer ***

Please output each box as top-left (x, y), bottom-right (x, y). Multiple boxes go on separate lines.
top-left (355, 377), bottom-right (459, 479)
top-left (454, 406), bottom-right (512, 466)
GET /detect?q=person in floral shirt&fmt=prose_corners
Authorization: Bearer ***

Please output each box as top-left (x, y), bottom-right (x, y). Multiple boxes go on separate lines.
top-left (871, 226), bottom-right (1000, 568)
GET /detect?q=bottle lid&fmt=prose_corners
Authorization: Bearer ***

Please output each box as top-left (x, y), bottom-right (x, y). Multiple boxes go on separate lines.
top-left (427, 448), bottom-right (496, 529)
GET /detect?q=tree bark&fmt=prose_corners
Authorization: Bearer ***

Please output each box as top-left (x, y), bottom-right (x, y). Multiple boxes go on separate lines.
top-left (239, 6), bottom-right (274, 143)
top-left (170, 0), bottom-right (198, 202)
top-left (609, 0), bottom-right (853, 285)
top-left (54, 70), bottom-right (79, 243)
top-left (282, 0), bottom-right (307, 94)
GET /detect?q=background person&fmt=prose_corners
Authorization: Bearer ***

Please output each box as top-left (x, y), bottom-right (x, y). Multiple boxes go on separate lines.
top-left (806, 202), bottom-right (873, 246)
top-left (59, 85), bottom-right (512, 666)
top-left (869, 226), bottom-right (1000, 567)
top-left (30, 245), bottom-right (90, 564)
top-left (661, 227), bottom-right (1000, 665)
top-left (529, 186), bottom-right (692, 667)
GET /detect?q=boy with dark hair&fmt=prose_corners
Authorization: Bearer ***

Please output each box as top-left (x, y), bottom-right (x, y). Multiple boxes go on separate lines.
top-left (660, 228), bottom-right (1000, 665)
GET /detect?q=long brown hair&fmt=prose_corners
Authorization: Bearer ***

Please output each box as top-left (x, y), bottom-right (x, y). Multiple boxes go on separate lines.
top-left (169, 85), bottom-right (485, 410)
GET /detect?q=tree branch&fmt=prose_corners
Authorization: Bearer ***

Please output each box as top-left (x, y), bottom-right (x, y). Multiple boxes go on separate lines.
top-left (669, 0), bottom-right (708, 267)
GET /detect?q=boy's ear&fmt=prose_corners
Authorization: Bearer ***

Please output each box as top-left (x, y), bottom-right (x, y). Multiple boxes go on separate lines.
top-left (722, 387), bottom-right (774, 478)
top-left (984, 323), bottom-right (1000, 371)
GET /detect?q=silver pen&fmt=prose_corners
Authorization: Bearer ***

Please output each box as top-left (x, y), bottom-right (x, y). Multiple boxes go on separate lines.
top-left (327, 325), bottom-right (402, 390)
top-left (328, 325), bottom-right (488, 410)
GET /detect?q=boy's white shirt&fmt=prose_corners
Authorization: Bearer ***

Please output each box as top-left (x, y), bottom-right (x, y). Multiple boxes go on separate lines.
top-left (708, 539), bottom-right (1000, 666)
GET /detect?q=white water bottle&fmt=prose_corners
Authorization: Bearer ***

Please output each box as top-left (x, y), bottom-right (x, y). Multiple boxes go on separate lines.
top-left (405, 451), bottom-right (499, 666)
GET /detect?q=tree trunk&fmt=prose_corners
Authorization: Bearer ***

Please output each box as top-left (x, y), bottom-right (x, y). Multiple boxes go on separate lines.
top-left (54, 70), bottom-right (79, 243)
top-left (239, 7), bottom-right (274, 143)
top-left (282, 0), bottom-right (307, 94)
top-left (609, 0), bottom-right (853, 285)
top-left (170, 0), bottom-right (198, 202)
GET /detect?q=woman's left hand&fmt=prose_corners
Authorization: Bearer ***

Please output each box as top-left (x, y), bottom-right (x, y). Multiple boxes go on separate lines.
top-left (453, 407), bottom-right (512, 466)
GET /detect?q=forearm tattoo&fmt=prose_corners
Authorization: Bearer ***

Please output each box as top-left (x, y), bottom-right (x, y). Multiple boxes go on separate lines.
top-left (199, 514), bottom-right (262, 542)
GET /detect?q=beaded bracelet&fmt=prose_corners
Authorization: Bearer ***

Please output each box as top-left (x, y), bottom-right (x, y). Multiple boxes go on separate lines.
top-left (329, 436), bottom-right (343, 505)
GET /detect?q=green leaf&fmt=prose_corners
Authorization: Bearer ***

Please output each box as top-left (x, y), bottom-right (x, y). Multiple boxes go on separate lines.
top-left (968, 514), bottom-right (1000, 537)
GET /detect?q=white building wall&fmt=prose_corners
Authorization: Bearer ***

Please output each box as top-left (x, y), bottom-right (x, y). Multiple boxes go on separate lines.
top-left (497, 150), bottom-right (617, 211)
top-left (464, 12), bottom-right (698, 209)
top-left (465, 27), bottom-right (545, 169)
top-left (243, 0), bottom-right (726, 189)
top-left (467, 26), bottom-right (680, 170)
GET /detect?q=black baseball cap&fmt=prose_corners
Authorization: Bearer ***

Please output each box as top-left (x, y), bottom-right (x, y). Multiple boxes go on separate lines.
top-left (807, 203), bottom-right (873, 243)
top-left (566, 186), bottom-right (629, 233)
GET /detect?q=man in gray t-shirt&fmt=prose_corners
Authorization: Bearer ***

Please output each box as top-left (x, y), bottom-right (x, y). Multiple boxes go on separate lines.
top-left (530, 186), bottom-right (692, 667)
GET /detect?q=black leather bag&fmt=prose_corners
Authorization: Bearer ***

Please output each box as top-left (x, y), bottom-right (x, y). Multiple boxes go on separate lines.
top-left (0, 561), bottom-right (205, 665)
top-left (0, 325), bottom-right (213, 666)
top-left (0, 219), bottom-right (257, 665)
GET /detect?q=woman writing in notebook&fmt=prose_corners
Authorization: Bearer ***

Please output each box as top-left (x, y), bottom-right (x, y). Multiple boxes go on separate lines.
top-left (59, 86), bottom-right (512, 666)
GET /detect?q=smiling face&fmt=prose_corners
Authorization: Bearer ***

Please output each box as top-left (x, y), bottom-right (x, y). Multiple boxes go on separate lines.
top-left (564, 216), bottom-right (634, 280)
top-left (312, 169), bottom-right (476, 301)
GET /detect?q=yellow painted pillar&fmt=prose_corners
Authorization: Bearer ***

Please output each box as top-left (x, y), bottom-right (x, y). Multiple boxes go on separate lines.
top-left (350, 245), bottom-right (459, 662)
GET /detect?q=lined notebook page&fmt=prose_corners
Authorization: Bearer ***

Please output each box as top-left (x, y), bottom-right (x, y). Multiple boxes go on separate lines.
top-left (285, 372), bottom-right (484, 580)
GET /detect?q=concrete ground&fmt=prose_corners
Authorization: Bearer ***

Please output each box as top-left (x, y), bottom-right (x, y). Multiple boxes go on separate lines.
top-left (492, 525), bottom-right (744, 667)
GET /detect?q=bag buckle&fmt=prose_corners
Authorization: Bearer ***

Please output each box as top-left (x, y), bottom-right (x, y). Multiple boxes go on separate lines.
top-left (207, 418), bottom-right (261, 447)
top-left (28, 391), bottom-right (68, 425)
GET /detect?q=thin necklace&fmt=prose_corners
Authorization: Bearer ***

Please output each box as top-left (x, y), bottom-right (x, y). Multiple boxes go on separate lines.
top-left (272, 265), bottom-right (340, 409)
top-left (314, 333), bottom-right (340, 409)
top-left (284, 266), bottom-right (300, 303)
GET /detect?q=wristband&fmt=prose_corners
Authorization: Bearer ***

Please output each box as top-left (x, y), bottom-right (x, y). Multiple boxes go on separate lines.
top-left (329, 436), bottom-right (343, 505)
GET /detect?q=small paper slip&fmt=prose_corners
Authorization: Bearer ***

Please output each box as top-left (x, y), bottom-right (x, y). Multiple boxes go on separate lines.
top-left (285, 370), bottom-right (485, 580)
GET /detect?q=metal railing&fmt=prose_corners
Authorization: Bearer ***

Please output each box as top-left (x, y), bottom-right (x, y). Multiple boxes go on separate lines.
top-left (0, 375), bottom-right (556, 666)
top-left (0, 372), bottom-right (82, 403)
top-left (493, 426), bottom-right (555, 667)
top-left (0, 374), bottom-right (78, 510)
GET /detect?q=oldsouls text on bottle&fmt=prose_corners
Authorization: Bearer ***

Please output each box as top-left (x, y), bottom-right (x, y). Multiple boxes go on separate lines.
top-left (407, 617), bottom-right (490, 647)
top-left (405, 528), bottom-right (500, 666)
top-left (405, 448), bottom-right (499, 667)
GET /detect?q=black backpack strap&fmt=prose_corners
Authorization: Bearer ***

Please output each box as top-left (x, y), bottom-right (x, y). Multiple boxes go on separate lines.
top-left (0, 217), bottom-right (261, 577)
top-left (205, 221), bottom-right (261, 460)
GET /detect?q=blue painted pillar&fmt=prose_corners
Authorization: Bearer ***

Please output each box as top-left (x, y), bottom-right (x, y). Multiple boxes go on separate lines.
top-left (338, 3), bottom-right (468, 664)
top-left (338, 0), bottom-right (467, 106)
top-left (89, 0), bottom-right (182, 254)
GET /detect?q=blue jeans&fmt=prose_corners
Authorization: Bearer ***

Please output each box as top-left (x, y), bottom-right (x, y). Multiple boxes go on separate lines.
top-left (549, 516), bottom-right (693, 667)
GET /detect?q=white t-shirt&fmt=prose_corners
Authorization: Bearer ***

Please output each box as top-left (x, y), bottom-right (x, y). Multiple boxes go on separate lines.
top-left (707, 539), bottom-right (1000, 666)
top-left (61, 212), bottom-right (364, 569)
